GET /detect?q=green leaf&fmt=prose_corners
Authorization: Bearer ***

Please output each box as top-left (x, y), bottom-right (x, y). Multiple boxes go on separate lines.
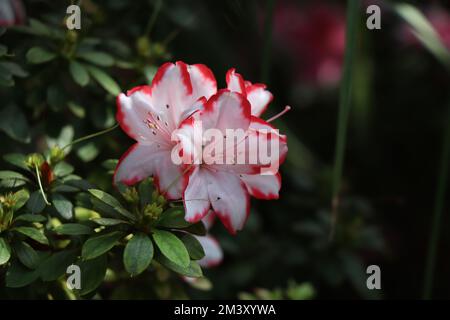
top-left (0, 62), bottom-right (28, 77)
top-left (54, 223), bottom-right (93, 235)
top-left (14, 227), bottom-right (49, 245)
top-left (78, 51), bottom-right (114, 67)
top-left (69, 61), bottom-right (90, 86)
top-left (12, 189), bottom-right (30, 211)
top-left (77, 254), bottom-right (107, 295)
top-left (13, 241), bottom-right (39, 269)
top-left (0, 105), bottom-right (30, 143)
top-left (152, 229), bottom-right (190, 268)
top-left (3, 153), bottom-right (29, 171)
top-left (76, 142), bottom-right (99, 162)
top-left (101, 159), bottom-right (118, 171)
top-left (91, 217), bottom-right (128, 226)
top-left (14, 214), bottom-right (47, 223)
top-left (123, 233), bottom-right (154, 276)
top-left (0, 237), bottom-right (11, 265)
top-left (65, 178), bottom-right (94, 191)
top-left (68, 101), bottom-right (86, 118)
top-left (27, 191), bottom-right (46, 214)
top-left (394, 3), bottom-right (450, 70)
top-left (53, 162), bottom-right (74, 177)
top-left (39, 250), bottom-right (77, 281)
top-left (14, 18), bottom-right (64, 39)
top-left (0, 75), bottom-right (14, 87)
top-left (0, 45), bottom-right (7, 57)
top-left (26, 47), bottom-right (56, 64)
top-left (82, 231), bottom-right (124, 260)
top-left (181, 221), bottom-right (207, 236)
top-left (88, 189), bottom-right (135, 221)
top-left (86, 65), bottom-right (121, 95)
top-left (158, 207), bottom-right (191, 228)
top-left (0, 170), bottom-right (30, 184)
top-left (52, 193), bottom-right (73, 219)
top-left (157, 254), bottom-right (203, 278)
top-left (46, 84), bottom-right (66, 111)
top-left (5, 259), bottom-right (40, 288)
top-left (181, 234), bottom-right (205, 260)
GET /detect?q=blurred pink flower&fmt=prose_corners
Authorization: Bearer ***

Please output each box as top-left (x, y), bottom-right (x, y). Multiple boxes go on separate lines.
top-left (273, 2), bottom-right (346, 87)
top-left (0, 0), bottom-right (25, 26)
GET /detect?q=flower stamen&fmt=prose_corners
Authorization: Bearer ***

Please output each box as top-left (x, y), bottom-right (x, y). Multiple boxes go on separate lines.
top-left (266, 105), bottom-right (291, 123)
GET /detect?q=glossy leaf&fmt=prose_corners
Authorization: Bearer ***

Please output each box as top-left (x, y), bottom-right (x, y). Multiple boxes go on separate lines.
top-left (123, 233), bottom-right (154, 276)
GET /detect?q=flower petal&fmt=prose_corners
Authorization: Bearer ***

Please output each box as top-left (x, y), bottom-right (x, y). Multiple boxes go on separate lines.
top-left (202, 90), bottom-right (251, 132)
top-left (117, 90), bottom-right (167, 144)
top-left (241, 172), bottom-right (281, 200)
top-left (246, 84), bottom-right (273, 117)
top-left (147, 61), bottom-right (195, 131)
top-left (202, 211), bottom-right (216, 230)
top-left (183, 167), bottom-right (211, 222)
top-left (114, 143), bottom-right (185, 199)
top-left (226, 68), bottom-right (246, 95)
top-left (249, 116), bottom-right (288, 174)
top-left (188, 64), bottom-right (217, 101)
top-left (206, 170), bottom-right (250, 234)
top-left (195, 235), bottom-right (223, 267)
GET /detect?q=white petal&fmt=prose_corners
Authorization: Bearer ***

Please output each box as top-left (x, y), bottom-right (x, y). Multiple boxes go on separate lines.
top-left (117, 90), bottom-right (166, 144)
top-left (114, 143), bottom-right (184, 199)
top-left (188, 64), bottom-right (217, 100)
top-left (246, 84), bottom-right (273, 117)
top-left (147, 61), bottom-right (195, 130)
top-left (226, 68), bottom-right (245, 94)
top-left (241, 173), bottom-right (281, 200)
top-left (195, 235), bottom-right (223, 267)
top-left (183, 167), bottom-right (211, 222)
top-left (201, 90), bottom-right (251, 132)
top-left (202, 211), bottom-right (216, 230)
top-left (206, 170), bottom-right (250, 234)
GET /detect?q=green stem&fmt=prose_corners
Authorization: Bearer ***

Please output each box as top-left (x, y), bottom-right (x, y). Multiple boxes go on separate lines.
top-left (330, 0), bottom-right (359, 240)
top-left (61, 123), bottom-right (119, 151)
top-left (35, 164), bottom-right (50, 205)
top-left (260, 0), bottom-right (276, 84)
top-left (423, 103), bottom-right (450, 299)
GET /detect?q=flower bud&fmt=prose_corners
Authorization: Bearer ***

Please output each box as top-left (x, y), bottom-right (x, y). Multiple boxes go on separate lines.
top-left (26, 153), bottom-right (45, 169)
top-left (122, 187), bottom-right (139, 204)
top-left (143, 203), bottom-right (163, 222)
top-left (49, 146), bottom-right (66, 164)
top-left (136, 36), bottom-right (151, 57)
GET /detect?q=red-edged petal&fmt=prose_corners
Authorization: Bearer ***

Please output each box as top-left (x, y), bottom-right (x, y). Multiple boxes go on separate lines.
top-left (202, 90), bottom-right (251, 132)
top-left (249, 116), bottom-right (288, 173)
top-left (195, 235), bottom-right (223, 267)
top-left (114, 143), bottom-right (185, 199)
top-left (202, 211), bottom-right (216, 230)
top-left (226, 68), bottom-right (246, 95)
top-left (147, 61), bottom-right (195, 131)
top-left (206, 170), bottom-right (250, 234)
top-left (116, 90), bottom-right (166, 143)
top-left (188, 64), bottom-right (217, 101)
top-left (114, 143), bottom-right (160, 185)
top-left (241, 172), bottom-right (281, 200)
top-left (183, 167), bottom-right (211, 223)
top-left (246, 84), bottom-right (273, 117)
top-left (153, 161), bottom-right (187, 201)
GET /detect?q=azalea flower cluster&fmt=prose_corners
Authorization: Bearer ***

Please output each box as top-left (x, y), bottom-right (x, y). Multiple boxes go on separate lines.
top-left (114, 62), bottom-right (288, 243)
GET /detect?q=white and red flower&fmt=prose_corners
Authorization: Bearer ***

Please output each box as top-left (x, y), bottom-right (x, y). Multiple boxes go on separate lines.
top-left (115, 61), bottom-right (288, 235)
top-left (114, 61), bottom-right (216, 199)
